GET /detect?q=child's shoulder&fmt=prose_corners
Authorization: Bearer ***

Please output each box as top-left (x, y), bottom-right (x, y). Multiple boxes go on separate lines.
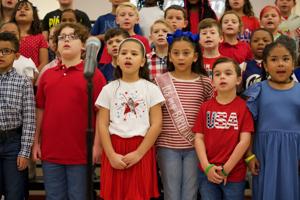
top-left (96, 13), bottom-right (115, 21)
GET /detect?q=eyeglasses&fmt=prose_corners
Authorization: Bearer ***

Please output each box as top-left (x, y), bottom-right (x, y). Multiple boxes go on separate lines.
top-left (0, 48), bottom-right (16, 56)
top-left (57, 34), bottom-right (80, 41)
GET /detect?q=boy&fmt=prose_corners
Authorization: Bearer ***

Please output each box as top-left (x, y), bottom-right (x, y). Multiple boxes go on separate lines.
top-left (101, 28), bottom-right (130, 82)
top-left (0, 32), bottom-right (35, 199)
top-left (147, 19), bottom-right (172, 81)
top-left (198, 18), bottom-right (223, 79)
top-left (164, 5), bottom-right (188, 31)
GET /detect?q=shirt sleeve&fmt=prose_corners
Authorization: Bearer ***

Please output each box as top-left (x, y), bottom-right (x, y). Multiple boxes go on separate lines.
top-left (42, 13), bottom-right (50, 32)
top-left (95, 84), bottom-right (110, 109)
top-left (93, 69), bottom-right (107, 111)
top-left (149, 83), bottom-right (165, 107)
top-left (38, 34), bottom-right (49, 48)
top-left (90, 16), bottom-right (103, 35)
top-left (192, 104), bottom-right (205, 134)
top-left (240, 105), bottom-right (254, 133)
top-left (36, 71), bottom-right (46, 109)
top-left (77, 10), bottom-right (92, 30)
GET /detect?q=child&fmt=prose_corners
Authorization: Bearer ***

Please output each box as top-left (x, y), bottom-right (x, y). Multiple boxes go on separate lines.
top-left (155, 31), bottom-right (213, 200)
top-left (193, 57), bottom-right (253, 200)
top-left (219, 11), bottom-right (253, 64)
top-left (241, 28), bottom-right (273, 90)
top-left (11, 0), bottom-right (48, 71)
top-left (184, 0), bottom-right (217, 34)
top-left (32, 23), bottom-right (106, 200)
top-left (0, 0), bottom-right (18, 25)
top-left (60, 9), bottom-right (78, 24)
top-left (147, 19), bottom-right (172, 81)
top-left (259, 5), bottom-right (282, 40)
top-left (95, 38), bottom-right (164, 200)
top-left (164, 5), bottom-right (188, 31)
top-left (198, 18), bottom-right (223, 79)
top-left (0, 32), bottom-right (35, 199)
top-left (244, 38), bottom-right (300, 200)
top-left (225, 0), bottom-right (260, 42)
top-left (101, 28), bottom-right (129, 82)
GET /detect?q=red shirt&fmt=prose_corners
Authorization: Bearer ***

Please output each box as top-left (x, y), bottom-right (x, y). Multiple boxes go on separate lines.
top-left (239, 16), bottom-right (260, 42)
top-left (189, 10), bottom-right (199, 34)
top-left (219, 41), bottom-right (253, 64)
top-left (19, 34), bottom-right (48, 67)
top-left (203, 56), bottom-right (222, 79)
top-left (192, 97), bottom-right (254, 182)
top-left (36, 61), bottom-right (106, 164)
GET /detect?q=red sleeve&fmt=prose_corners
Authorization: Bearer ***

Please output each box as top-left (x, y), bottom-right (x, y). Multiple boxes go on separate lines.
top-left (253, 17), bottom-right (260, 30)
top-left (36, 71), bottom-right (46, 109)
top-left (99, 45), bottom-right (112, 65)
top-left (246, 43), bottom-right (253, 61)
top-left (192, 104), bottom-right (205, 134)
top-left (38, 34), bottom-right (48, 48)
top-left (92, 68), bottom-right (107, 111)
top-left (240, 106), bottom-right (254, 133)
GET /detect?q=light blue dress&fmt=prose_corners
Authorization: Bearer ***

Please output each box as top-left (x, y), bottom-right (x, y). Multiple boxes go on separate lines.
top-left (244, 81), bottom-right (300, 200)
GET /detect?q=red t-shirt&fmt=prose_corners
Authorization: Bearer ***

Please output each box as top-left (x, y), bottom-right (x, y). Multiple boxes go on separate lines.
top-left (36, 61), bottom-right (106, 164)
top-left (192, 97), bottom-right (254, 182)
top-left (189, 10), bottom-right (199, 34)
top-left (19, 34), bottom-right (48, 67)
top-left (99, 34), bottom-right (151, 65)
top-left (239, 16), bottom-right (260, 42)
top-left (219, 41), bottom-right (253, 64)
top-left (203, 56), bottom-right (222, 79)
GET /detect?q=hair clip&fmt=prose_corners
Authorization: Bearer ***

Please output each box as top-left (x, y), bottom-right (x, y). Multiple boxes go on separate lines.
top-left (167, 29), bottom-right (199, 45)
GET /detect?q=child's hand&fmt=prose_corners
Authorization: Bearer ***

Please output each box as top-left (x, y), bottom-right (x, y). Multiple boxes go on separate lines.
top-left (109, 153), bottom-right (127, 170)
top-left (122, 150), bottom-right (143, 168)
top-left (32, 141), bottom-right (41, 161)
top-left (216, 169), bottom-right (228, 185)
top-left (207, 165), bottom-right (224, 184)
top-left (17, 157), bottom-right (29, 171)
top-left (92, 144), bottom-right (102, 164)
top-left (248, 157), bottom-right (260, 175)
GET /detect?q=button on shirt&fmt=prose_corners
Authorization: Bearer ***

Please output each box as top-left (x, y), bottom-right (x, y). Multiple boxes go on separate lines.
top-left (0, 68), bottom-right (36, 158)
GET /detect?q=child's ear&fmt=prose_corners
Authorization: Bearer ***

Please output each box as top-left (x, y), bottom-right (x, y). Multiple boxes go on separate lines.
top-left (15, 52), bottom-right (20, 60)
top-left (116, 16), bottom-right (120, 25)
top-left (237, 76), bottom-right (242, 85)
top-left (140, 57), bottom-right (146, 67)
top-left (183, 20), bottom-right (188, 28)
top-left (193, 52), bottom-right (198, 62)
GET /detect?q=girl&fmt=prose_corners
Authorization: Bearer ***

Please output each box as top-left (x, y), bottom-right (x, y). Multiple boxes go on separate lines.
top-left (0, 0), bottom-right (18, 25)
top-left (241, 28), bottom-right (273, 90)
top-left (60, 9), bottom-right (79, 24)
top-left (33, 22), bottom-right (106, 200)
top-left (95, 38), bottom-right (164, 200)
top-left (11, 0), bottom-right (48, 71)
top-left (193, 57), bottom-right (253, 200)
top-left (244, 39), bottom-right (300, 200)
top-left (225, 0), bottom-right (260, 43)
top-left (219, 11), bottom-right (253, 64)
top-left (184, 0), bottom-right (217, 34)
top-left (259, 5), bottom-right (282, 40)
top-left (155, 31), bottom-right (213, 200)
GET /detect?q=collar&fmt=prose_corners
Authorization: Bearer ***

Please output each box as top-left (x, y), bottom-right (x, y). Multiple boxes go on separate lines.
top-left (54, 60), bottom-right (84, 71)
top-left (149, 49), bottom-right (167, 59)
top-left (0, 67), bottom-right (16, 77)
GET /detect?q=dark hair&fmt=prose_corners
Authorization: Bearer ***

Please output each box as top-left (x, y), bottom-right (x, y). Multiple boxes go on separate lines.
top-left (212, 57), bottom-right (241, 77)
top-left (220, 10), bottom-right (242, 33)
top-left (164, 5), bottom-right (187, 20)
top-left (104, 28), bottom-right (130, 43)
top-left (11, 0), bottom-right (42, 35)
top-left (250, 28), bottom-right (274, 44)
top-left (60, 9), bottom-right (79, 23)
top-left (0, 32), bottom-right (19, 52)
top-left (0, 21), bottom-right (21, 38)
top-left (185, 0), bottom-right (217, 32)
top-left (0, 0), bottom-right (20, 23)
top-left (167, 36), bottom-right (207, 76)
top-left (198, 18), bottom-right (222, 35)
top-left (225, 0), bottom-right (254, 16)
top-left (114, 38), bottom-right (150, 81)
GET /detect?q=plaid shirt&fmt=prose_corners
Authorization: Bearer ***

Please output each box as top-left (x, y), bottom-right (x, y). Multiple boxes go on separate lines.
top-left (0, 68), bottom-right (35, 158)
top-left (147, 50), bottom-right (168, 81)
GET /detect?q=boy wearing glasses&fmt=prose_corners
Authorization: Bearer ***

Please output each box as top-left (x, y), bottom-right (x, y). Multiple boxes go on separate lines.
top-left (0, 32), bottom-right (35, 199)
top-left (33, 23), bottom-right (106, 200)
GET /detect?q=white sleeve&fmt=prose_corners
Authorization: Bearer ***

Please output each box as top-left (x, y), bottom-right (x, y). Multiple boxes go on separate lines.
top-left (95, 84), bottom-right (111, 109)
top-left (149, 83), bottom-right (165, 107)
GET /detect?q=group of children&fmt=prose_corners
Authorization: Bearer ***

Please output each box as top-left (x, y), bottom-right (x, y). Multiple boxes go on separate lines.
top-left (0, 0), bottom-right (299, 200)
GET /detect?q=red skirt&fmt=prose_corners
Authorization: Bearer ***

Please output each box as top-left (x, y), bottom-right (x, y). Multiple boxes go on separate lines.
top-left (100, 134), bottom-right (159, 200)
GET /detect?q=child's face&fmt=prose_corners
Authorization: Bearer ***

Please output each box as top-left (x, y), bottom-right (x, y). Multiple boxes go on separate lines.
top-left (260, 9), bottom-right (281, 32)
top-left (264, 45), bottom-right (294, 83)
top-left (250, 30), bottom-right (273, 59)
top-left (57, 27), bottom-right (83, 59)
top-left (199, 26), bottom-right (222, 50)
top-left (15, 2), bottom-right (33, 24)
top-left (212, 62), bottom-right (241, 93)
top-left (61, 11), bottom-right (77, 23)
top-left (228, 0), bottom-right (245, 11)
top-left (150, 23), bottom-right (171, 47)
top-left (275, 0), bottom-right (295, 15)
top-left (117, 41), bottom-right (145, 77)
top-left (116, 7), bottom-right (138, 32)
top-left (1, 0), bottom-right (18, 9)
top-left (169, 40), bottom-right (198, 73)
top-left (0, 23), bottom-right (20, 40)
top-left (221, 14), bottom-right (240, 36)
top-left (165, 9), bottom-right (187, 31)
top-left (58, 0), bottom-right (73, 6)
top-left (106, 35), bottom-right (126, 57)
top-left (110, 0), bottom-right (128, 6)
top-left (0, 41), bottom-right (18, 74)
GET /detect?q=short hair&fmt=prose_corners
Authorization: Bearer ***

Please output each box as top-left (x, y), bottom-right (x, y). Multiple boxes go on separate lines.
top-left (164, 5), bottom-right (187, 20)
top-left (104, 28), bottom-right (130, 42)
top-left (53, 22), bottom-right (89, 46)
top-left (0, 32), bottom-right (19, 52)
top-left (220, 10), bottom-right (243, 33)
top-left (116, 2), bottom-right (139, 17)
top-left (198, 18), bottom-right (222, 36)
top-left (212, 57), bottom-right (241, 77)
top-left (150, 19), bottom-right (173, 33)
top-left (0, 22), bottom-right (21, 38)
top-left (250, 28), bottom-right (274, 44)
top-left (60, 9), bottom-right (79, 23)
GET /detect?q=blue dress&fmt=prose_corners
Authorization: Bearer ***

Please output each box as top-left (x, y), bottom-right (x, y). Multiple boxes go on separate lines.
top-left (244, 81), bottom-right (300, 200)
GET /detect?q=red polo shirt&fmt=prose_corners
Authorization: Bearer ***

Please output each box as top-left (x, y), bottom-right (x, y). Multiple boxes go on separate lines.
top-left (36, 61), bottom-right (106, 164)
top-left (219, 41), bottom-right (253, 64)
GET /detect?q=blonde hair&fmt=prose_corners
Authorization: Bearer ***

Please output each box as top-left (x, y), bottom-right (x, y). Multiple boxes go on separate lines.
top-left (116, 2), bottom-right (139, 17)
top-left (150, 19), bottom-right (173, 34)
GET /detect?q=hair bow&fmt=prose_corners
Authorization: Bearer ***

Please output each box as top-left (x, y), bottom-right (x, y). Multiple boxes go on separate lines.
top-left (167, 29), bottom-right (199, 45)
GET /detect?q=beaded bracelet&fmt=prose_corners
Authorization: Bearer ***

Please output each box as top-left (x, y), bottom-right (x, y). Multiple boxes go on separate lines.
top-left (205, 164), bottom-right (215, 175)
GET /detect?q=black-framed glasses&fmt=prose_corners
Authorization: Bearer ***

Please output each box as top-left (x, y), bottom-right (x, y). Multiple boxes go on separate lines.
top-left (0, 48), bottom-right (16, 56)
top-left (57, 34), bottom-right (80, 41)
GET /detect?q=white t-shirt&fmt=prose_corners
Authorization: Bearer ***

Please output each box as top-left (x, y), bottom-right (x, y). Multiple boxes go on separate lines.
top-left (95, 79), bottom-right (165, 138)
top-left (13, 55), bottom-right (37, 79)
